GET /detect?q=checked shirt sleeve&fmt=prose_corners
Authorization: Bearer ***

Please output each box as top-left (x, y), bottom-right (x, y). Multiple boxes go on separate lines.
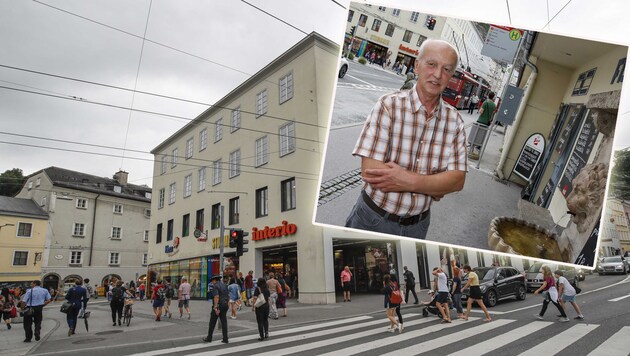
top-left (447, 118), bottom-right (468, 172)
top-left (352, 97), bottom-right (392, 162)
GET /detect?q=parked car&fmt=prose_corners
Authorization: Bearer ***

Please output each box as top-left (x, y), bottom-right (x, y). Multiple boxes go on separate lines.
top-left (461, 266), bottom-right (526, 307)
top-left (526, 262), bottom-right (580, 292)
top-left (339, 57), bottom-right (349, 78)
top-left (597, 255), bottom-right (629, 275)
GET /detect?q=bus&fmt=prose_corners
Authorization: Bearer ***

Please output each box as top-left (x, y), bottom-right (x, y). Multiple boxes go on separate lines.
top-left (442, 68), bottom-right (491, 110)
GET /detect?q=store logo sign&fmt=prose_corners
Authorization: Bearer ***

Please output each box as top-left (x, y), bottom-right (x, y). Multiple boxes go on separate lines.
top-left (252, 221), bottom-right (297, 241)
top-left (399, 44), bottom-right (419, 56)
top-left (164, 236), bottom-right (180, 256)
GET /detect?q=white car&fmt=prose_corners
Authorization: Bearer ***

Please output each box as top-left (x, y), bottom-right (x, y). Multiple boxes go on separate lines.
top-left (339, 57), bottom-right (349, 78)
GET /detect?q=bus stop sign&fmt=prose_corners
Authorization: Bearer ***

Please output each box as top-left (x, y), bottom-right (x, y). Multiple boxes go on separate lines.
top-left (495, 85), bottom-right (523, 126)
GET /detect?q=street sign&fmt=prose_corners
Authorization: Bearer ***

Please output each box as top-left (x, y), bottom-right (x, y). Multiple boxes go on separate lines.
top-left (481, 25), bottom-right (524, 63)
top-left (513, 133), bottom-right (545, 182)
top-left (194, 229), bottom-right (201, 238)
top-left (495, 85), bottom-right (524, 126)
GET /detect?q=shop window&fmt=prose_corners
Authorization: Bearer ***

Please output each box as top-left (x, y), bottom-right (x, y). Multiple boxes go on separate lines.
top-left (184, 174), bottom-right (192, 197)
top-left (385, 24), bottom-right (395, 37)
top-left (256, 187), bottom-right (268, 218)
top-left (476, 251), bottom-right (486, 267)
top-left (211, 203), bottom-right (220, 229)
top-left (169, 183), bottom-right (176, 204)
top-left (213, 159), bottom-right (222, 185)
top-left (198, 168), bottom-right (206, 191)
top-left (182, 213), bottom-right (190, 237)
top-left (231, 106), bottom-right (241, 133)
top-left (199, 128), bottom-right (208, 151)
top-left (167, 219), bottom-right (174, 241)
top-left (347, 9), bottom-right (354, 22)
top-left (229, 197), bottom-right (240, 225)
top-left (17, 222), bottom-right (33, 238)
top-left (171, 147), bottom-right (178, 167)
top-left (256, 89), bottom-right (268, 117)
top-left (229, 149), bottom-right (241, 178)
top-left (156, 223), bottom-right (163, 244)
top-left (410, 11), bottom-right (419, 23)
top-left (371, 19), bottom-right (381, 32)
top-left (255, 136), bottom-right (269, 167)
top-left (186, 137), bottom-right (194, 159)
top-left (158, 188), bottom-right (165, 209)
top-left (13, 251), bottom-right (28, 266)
top-left (572, 68), bottom-right (596, 96)
top-left (281, 178), bottom-right (296, 211)
top-left (403, 30), bottom-right (413, 43)
top-left (195, 209), bottom-right (204, 232)
top-left (279, 72), bottom-right (294, 104)
top-left (279, 122), bottom-right (296, 157)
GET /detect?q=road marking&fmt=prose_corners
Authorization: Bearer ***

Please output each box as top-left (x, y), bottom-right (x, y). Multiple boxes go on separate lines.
top-left (518, 323), bottom-right (599, 356)
top-left (449, 321), bottom-right (553, 356)
top-left (346, 74), bottom-right (376, 86)
top-left (587, 326), bottom-right (630, 355)
top-left (608, 293), bottom-right (630, 302)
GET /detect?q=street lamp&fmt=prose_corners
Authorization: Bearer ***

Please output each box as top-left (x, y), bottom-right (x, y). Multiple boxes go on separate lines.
top-left (0, 223), bottom-right (15, 230)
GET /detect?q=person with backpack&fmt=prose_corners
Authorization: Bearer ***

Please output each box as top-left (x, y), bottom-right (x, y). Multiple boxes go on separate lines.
top-left (555, 270), bottom-right (584, 320)
top-left (151, 280), bottom-right (165, 322)
top-left (109, 280), bottom-right (126, 326)
top-left (382, 274), bottom-right (401, 333)
top-left (162, 279), bottom-right (175, 319)
top-left (203, 275), bottom-right (229, 344)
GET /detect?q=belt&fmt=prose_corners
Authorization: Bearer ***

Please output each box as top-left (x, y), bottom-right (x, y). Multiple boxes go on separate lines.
top-left (361, 190), bottom-right (429, 226)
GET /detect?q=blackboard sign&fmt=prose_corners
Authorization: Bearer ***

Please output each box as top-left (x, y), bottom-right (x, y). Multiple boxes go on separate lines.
top-left (559, 115), bottom-right (599, 197)
top-left (513, 133), bottom-right (545, 182)
top-left (573, 222), bottom-right (599, 267)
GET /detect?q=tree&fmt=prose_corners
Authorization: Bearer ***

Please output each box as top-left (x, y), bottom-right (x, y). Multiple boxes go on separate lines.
top-left (609, 149), bottom-right (630, 200)
top-left (0, 168), bottom-right (25, 197)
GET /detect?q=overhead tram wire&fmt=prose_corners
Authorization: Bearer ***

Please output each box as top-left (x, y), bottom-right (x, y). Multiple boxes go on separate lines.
top-left (240, 0), bottom-right (308, 36)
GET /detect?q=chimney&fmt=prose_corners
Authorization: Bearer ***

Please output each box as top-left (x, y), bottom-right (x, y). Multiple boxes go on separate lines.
top-left (114, 170), bottom-right (128, 186)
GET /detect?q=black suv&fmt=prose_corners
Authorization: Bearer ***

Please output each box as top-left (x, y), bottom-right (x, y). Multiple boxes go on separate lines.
top-left (462, 266), bottom-right (527, 307)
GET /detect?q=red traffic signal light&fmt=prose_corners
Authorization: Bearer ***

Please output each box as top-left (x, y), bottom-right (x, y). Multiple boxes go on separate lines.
top-left (229, 229), bottom-right (238, 248)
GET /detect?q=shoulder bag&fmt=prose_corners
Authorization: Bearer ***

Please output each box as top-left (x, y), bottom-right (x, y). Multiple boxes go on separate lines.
top-left (60, 301), bottom-right (73, 314)
top-left (22, 291), bottom-right (34, 317)
top-left (254, 288), bottom-right (266, 308)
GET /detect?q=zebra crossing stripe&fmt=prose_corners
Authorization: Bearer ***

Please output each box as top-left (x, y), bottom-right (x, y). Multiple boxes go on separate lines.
top-left (130, 315), bottom-right (375, 356)
top-left (518, 323), bottom-right (599, 356)
top-left (187, 314), bottom-right (433, 356)
top-left (587, 326), bottom-right (630, 356)
top-left (449, 321), bottom-right (553, 356)
top-left (378, 319), bottom-right (515, 356)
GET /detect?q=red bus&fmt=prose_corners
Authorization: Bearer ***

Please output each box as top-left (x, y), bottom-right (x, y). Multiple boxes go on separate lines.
top-left (442, 68), bottom-right (491, 110)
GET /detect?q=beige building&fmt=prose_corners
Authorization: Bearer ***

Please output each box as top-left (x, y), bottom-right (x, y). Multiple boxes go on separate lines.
top-left (601, 197), bottom-right (630, 255)
top-left (0, 196), bottom-right (48, 289)
top-left (16, 167), bottom-right (151, 292)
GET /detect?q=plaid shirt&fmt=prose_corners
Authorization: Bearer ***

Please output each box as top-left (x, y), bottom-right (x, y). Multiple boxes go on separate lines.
top-left (352, 86), bottom-right (467, 217)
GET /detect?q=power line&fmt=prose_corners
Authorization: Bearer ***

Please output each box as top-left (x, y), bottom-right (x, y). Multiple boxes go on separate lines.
top-left (240, 0), bottom-right (308, 36)
top-left (541, 0), bottom-right (573, 31)
top-left (331, 0), bottom-right (346, 10)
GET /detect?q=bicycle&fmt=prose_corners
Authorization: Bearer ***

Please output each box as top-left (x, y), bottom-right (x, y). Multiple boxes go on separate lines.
top-left (123, 298), bottom-right (134, 326)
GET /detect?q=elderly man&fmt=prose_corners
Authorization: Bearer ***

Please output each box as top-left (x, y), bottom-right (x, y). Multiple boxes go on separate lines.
top-left (345, 39), bottom-right (467, 239)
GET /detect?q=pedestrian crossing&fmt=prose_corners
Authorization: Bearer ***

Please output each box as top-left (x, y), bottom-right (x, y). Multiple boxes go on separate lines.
top-left (130, 313), bottom-right (630, 356)
top-left (337, 82), bottom-right (399, 93)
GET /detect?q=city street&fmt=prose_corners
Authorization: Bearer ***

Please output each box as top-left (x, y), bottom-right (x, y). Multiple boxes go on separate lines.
top-left (3, 274), bottom-right (629, 355)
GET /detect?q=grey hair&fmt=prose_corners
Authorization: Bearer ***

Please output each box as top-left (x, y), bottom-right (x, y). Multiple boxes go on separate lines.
top-left (417, 39), bottom-right (460, 65)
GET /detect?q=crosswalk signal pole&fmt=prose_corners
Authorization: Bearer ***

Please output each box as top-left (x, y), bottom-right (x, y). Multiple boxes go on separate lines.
top-left (219, 205), bottom-right (224, 275)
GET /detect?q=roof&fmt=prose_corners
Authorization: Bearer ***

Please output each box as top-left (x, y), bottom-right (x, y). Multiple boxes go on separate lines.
top-left (0, 196), bottom-right (49, 220)
top-left (28, 167), bottom-right (151, 203)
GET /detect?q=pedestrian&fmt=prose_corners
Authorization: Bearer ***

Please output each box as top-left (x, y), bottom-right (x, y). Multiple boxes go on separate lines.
top-left (163, 278), bottom-right (175, 319)
top-left (390, 274), bottom-right (404, 332)
top-left (461, 265), bottom-right (492, 322)
top-left (477, 92), bottom-right (496, 126)
top-left (400, 72), bottom-right (416, 90)
top-left (340, 266), bottom-right (353, 302)
top-left (110, 280), bottom-right (125, 326)
top-left (244, 271), bottom-right (254, 306)
top-left (534, 266), bottom-right (569, 322)
top-left (83, 279), bottom-right (93, 301)
top-left (432, 267), bottom-right (452, 323)
top-left (93, 284), bottom-right (99, 299)
top-left (151, 279), bottom-right (165, 322)
top-left (228, 277), bottom-right (241, 319)
top-left (382, 274), bottom-right (401, 333)
top-left (237, 271), bottom-right (246, 304)
top-left (178, 277), bottom-right (192, 319)
top-left (402, 266), bottom-right (419, 304)
top-left (276, 273), bottom-right (288, 318)
top-left (451, 267), bottom-right (464, 319)
top-left (266, 272), bottom-right (281, 320)
top-left (345, 39), bottom-right (467, 240)
top-left (20, 280), bottom-right (51, 342)
top-left (252, 277), bottom-right (270, 341)
top-left (284, 271), bottom-right (294, 299)
top-left (468, 93), bottom-right (479, 114)
top-left (1, 288), bottom-right (16, 330)
top-left (203, 275), bottom-right (229, 344)
top-left (64, 280), bottom-right (88, 336)
top-left (139, 283), bottom-right (146, 301)
top-left (555, 270), bottom-right (584, 320)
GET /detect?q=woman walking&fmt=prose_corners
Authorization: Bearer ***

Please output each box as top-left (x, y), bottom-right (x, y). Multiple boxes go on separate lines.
top-left (461, 265), bottom-right (492, 322)
top-left (228, 278), bottom-right (240, 319)
top-left (1, 288), bottom-right (16, 329)
top-left (383, 274), bottom-right (401, 333)
top-left (451, 267), bottom-right (464, 319)
top-left (252, 277), bottom-right (270, 341)
top-left (534, 266), bottom-right (569, 322)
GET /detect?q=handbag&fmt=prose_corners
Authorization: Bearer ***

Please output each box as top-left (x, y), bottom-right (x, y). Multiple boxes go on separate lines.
top-left (390, 284), bottom-right (403, 305)
top-left (60, 301), bottom-right (73, 314)
top-left (22, 290), bottom-right (34, 317)
top-left (254, 288), bottom-right (266, 308)
top-left (9, 306), bottom-right (17, 318)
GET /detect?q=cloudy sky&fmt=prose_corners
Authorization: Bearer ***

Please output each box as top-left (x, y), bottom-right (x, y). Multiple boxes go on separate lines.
top-left (1, 0), bottom-right (629, 188)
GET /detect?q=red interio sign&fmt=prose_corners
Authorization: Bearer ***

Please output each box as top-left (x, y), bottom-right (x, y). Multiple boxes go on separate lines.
top-left (399, 44), bottom-right (419, 56)
top-left (252, 221), bottom-right (297, 241)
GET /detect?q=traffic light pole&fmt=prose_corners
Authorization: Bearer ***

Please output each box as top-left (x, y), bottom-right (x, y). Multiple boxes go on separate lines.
top-left (219, 205), bottom-right (224, 275)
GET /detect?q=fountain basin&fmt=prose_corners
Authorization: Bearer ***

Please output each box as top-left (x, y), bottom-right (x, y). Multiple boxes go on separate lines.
top-left (489, 217), bottom-right (569, 262)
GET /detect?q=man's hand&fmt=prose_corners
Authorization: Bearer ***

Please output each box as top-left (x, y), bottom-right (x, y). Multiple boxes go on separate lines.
top-left (363, 162), bottom-right (411, 192)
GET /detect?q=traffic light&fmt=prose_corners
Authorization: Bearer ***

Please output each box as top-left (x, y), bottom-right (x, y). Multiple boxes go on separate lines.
top-left (236, 229), bottom-right (249, 257)
top-left (428, 18), bottom-right (436, 31)
top-left (425, 16), bottom-right (432, 28)
top-left (350, 26), bottom-right (356, 36)
top-left (229, 228), bottom-right (238, 248)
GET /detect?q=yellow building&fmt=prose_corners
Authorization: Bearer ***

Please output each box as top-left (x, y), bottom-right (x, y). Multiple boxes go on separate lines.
top-left (0, 196), bottom-right (49, 288)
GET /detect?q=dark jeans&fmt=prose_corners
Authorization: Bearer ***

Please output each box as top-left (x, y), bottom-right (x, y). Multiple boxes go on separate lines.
top-left (23, 306), bottom-right (44, 341)
top-left (468, 102), bottom-right (476, 114)
top-left (255, 303), bottom-right (270, 338)
top-left (207, 304), bottom-right (228, 342)
top-left (395, 306), bottom-right (403, 324)
top-left (405, 284), bottom-right (419, 303)
top-left (540, 295), bottom-right (566, 317)
top-left (452, 293), bottom-right (463, 313)
top-left (110, 301), bottom-right (124, 322)
top-left (66, 304), bottom-right (80, 331)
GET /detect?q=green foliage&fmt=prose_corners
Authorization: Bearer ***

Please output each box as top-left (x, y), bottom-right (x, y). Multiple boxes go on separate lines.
top-left (610, 150), bottom-right (630, 200)
top-left (0, 168), bottom-right (25, 197)
top-left (358, 57), bottom-right (367, 65)
top-left (348, 53), bottom-right (355, 60)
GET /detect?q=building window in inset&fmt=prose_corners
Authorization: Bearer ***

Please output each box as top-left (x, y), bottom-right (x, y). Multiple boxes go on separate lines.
top-left (113, 204), bottom-right (123, 214)
top-left (403, 30), bottom-right (413, 43)
top-left (214, 118), bottom-right (223, 142)
top-left (256, 89), bottom-right (268, 117)
top-left (385, 23), bottom-right (395, 37)
top-left (73, 223), bottom-right (85, 237)
top-left (109, 252), bottom-right (120, 266)
top-left (256, 187), bottom-right (268, 218)
top-left (195, 209), bottom-right (204, 232)
top-left (158, 188), bottom-right (165, 209)
top-left (171, 147), bottom-right (178, 168)
top-left (184, 174), bottom-right (192, 197)
top-left (229, 197), bottom-right (240, 225)
top-left (199, 128), bottom-right (208, 151)
top-left (156, 223), bottom-right (163, 244)
top-left (70, 251), bottom-right (82, 266)
top-left (213, 159), bottom-right (222, 185)
top-left (111, 226), bottom-right (122, 240)
top-left (169, 183), bottom-right (176, 204)
top-left (231, 106), bottom-right (241, 132)
top-left (186, 138), bottom-right (194, 159)
top-left (281, 177), bottom-right (297, 211)
top-left (371, 19), bottom-right (381, 31)
top-left (198, 168), bottom-right (206, 191)
top-left (182, 213), bottom-right (190, 237)
top-left (76, 198), bottom-right (87, 209)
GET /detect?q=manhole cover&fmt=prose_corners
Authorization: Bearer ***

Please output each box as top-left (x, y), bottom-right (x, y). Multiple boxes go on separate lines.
top-left (95, 330), bottom-right (125, 335)
top-left (73, 337), bottom-right (107, 344)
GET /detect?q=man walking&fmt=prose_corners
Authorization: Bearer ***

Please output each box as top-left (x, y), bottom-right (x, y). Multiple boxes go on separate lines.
top-left (432, 267), bottom-right (451, 323)
top-left (244, 271), bottom-right (254, 306)
top-left (203, 275), bottom-right (229, 344)
top-left (266, 272), bottom-right (281, 320)
top-left (21, 280), bottom-right (51, 342)
top-left (178, 277), bottom-right (192, 319)
top-left (403, 266), bottom-right (419, 304)
top-left (345, 39), bottom-right (467, 240)
top-left (468, 93), bottom-right (479, 114)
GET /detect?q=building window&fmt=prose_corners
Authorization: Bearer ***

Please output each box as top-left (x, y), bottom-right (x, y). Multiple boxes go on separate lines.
top-left (158, 188), bottom-right (165, 209)
top-left (256, 187), bottom-right (268, 218)
top-left (13, 251), bottom-right (28, 266)
top-left (199, 128), bottom-right (208, 151)
top-left (385, 24), bottom-right (395, 37)
top-left (198, 168), bottom-right (206, 191)
top-left (229, 197), bottom-right (240, 225)
top-left (142, 253), bottom-right (148, 266)
top-left (182, 213), bottom-right (190, 237)
top-left (156, 223), bottom-right (163, 244)
top-left (572, 68), bottom-right (597, 96)
top-left (279, 72), bottom-right (294, 104)
top-left (70, 251), bottom-right (82, 265)
top-left (169, 183), bottom-right (176, 204)
top-left (403, 30), bottom-right (413, 43)
top-left (160, 155), bottom-right (167, 175)
top-left (256, 89), bottom-right (268, 117)
top-left (229, 149), bottom-right (241, 178)
top-left (186, 138), bottom-right (194, 159)
top-left (410, 11), bottom-right (419, 23)
top-left (417, 35), bottom-right (427, 47)
top-left (378, 6), bottom-right (386, 11)
top-left (195, 209), bottom-right (204, 231)
top-left (358, 14), bottom-right (367, 27)
top-left (113, 204), bottom-right (123, 214)
top-left (211, 203), bottom-right (220, 230)
top-left (171, 148), bottom-right (178, 168)
top-left (371, 19), bottom-right (381, 31)
top-left (143, 230), bottom-right (149, 242)
top-left (255, 136), bottom-right (269, 167)
top-left (347, 9), bottom-right (354, 22)
top-left (231, 107), bottom-right (241, 132)
top-left (214, 118), bottom-right (223, 142)
top-left (111, 227), bottom-right (122, 240)
top-left (392, 8), bottom-right (400, 16)
top-left (73, 223), bottom-right (85, 237)
top-left (167, 219), bottom-right (173, 241)
top-left (109, 252), bottom-right (120, 266)
top-left (76, 198), bottom-right (87, 209)
top-left (35, 178), bottom-right (41, 186)
top-left (281, 178), bottom-right (297, 211)
top-left (279, 122), bottom-right (296, 157)
top-left (17, 222), bottom-right (33, 238)
top-left (27, 181), bottom-right (32, 190)
top-left (184, 174), bottom-right (192, 197)
top-left (213, 159), bottom-right (222, 185)
top-left (40, 196), bottom-right (47, 207)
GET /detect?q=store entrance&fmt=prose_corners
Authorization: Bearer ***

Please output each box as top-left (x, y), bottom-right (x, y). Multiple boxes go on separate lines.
top-left (262, 243), bottom-right (298, 296)
top-left (333, 239), bottom-right (398, 294)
